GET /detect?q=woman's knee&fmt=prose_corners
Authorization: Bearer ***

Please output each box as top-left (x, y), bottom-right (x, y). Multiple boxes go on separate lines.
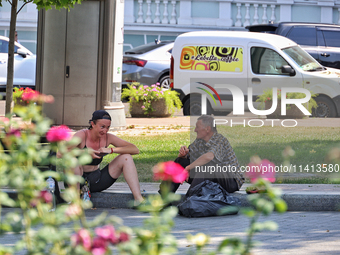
top-left (115, 154), bottom-right (134, 163)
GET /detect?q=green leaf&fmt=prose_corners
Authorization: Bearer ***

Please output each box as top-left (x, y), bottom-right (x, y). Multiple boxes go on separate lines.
top-left (240, 207), bottom-right (256, 217)
top-left (0, 192), bottom-right (16, 207)
top-left (274, 199), bottom-right (288, 213)
top-left (78, 153), bottom-right (92, 165)
top-left (217, 206), bottom-right (239, 216)
top-left (262, 221), bottom-right (278, 231)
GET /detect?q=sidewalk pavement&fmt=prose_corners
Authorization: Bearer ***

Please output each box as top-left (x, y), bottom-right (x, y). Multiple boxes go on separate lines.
top-left (1, 207), bottom-right (340, 254)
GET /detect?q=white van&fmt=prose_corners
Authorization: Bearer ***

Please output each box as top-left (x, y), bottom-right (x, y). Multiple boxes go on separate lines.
top-left (170, 31), bottom-right (340, 117)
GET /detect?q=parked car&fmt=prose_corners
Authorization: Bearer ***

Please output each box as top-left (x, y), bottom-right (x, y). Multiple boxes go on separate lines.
top-left (0, 36), bottom-right (36, 97)
top-left (122, 40), bottom-right (173, 89)
top-left (246, 22), bottom-right (340, 70)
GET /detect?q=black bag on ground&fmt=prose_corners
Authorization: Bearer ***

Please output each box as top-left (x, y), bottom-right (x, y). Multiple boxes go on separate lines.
top-left (177, 180), bottom-right (241, 218)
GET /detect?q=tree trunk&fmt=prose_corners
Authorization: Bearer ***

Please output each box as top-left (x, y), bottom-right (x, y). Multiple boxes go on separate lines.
top-left (5, 0), bottom-right (18, 114)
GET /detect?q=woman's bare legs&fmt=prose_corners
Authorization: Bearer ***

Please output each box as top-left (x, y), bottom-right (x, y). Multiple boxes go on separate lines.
top-left (108, 154), bottom-right (143, 202)
top-left (73, 165), bottom-right (84, 190)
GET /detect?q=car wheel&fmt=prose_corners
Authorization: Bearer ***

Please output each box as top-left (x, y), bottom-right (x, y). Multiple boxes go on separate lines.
top-left (159, 75), bottom-right (170, 90)
top-left (183, 96), bottom-right (213, 116)
top-left (312, 96), bottom-right (337, 118)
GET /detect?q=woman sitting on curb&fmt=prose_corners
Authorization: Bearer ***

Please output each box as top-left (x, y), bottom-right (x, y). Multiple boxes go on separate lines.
top-left (71, 110), bottom-right (144, 205)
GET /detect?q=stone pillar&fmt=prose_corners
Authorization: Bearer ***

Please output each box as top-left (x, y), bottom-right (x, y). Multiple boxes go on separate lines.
top-left (277, 0), bottom-right (294, 22)
top-left (124, 0), bottom-right (135, 23)
top-left (177, 0), bottom-right (192, 25)
top-left (216, 0), bottom-right (233, 27)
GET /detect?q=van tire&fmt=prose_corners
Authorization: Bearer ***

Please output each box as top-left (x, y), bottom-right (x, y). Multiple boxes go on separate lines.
top-left (313, 96), bottom-right (337, 118)
top-left (183, 96), bottom-right (213, 116)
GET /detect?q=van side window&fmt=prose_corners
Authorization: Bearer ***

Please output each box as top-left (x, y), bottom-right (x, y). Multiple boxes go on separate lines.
top-left (251, 47), bottom-right (289, 75)
top-left (286, 27), bottom-right (317, 46)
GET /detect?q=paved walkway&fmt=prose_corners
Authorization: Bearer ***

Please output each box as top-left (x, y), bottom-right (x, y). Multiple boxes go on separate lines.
top-left (1, 207), bottom-right (339, 254)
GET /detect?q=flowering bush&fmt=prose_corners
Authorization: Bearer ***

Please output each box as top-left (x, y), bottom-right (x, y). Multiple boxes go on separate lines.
top-left (13, 87), bottom-right (54, 106)
top-left (0, 89), bottom-right (131, 255)
top-left (256, 88), bottom-right (317, 112)
top-left (0, 88), bottom-right (289, 255)
top-left (121, 83), bottom-right (182, 115)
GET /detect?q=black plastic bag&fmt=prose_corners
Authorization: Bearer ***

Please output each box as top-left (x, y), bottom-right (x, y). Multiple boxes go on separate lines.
top-left (177, 180), bottom-right (241, 217)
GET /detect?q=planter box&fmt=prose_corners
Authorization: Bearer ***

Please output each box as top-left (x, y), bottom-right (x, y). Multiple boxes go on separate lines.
top-left (130, 98), bottom-right (171, 117)
top-left (265, 101), bottom-right (306, 119)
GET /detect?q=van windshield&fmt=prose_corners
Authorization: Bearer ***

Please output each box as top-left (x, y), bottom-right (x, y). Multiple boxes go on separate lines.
top-left (282, 46), bottom-right (324, 71)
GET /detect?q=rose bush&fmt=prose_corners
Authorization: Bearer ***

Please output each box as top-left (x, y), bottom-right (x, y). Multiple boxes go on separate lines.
top-left (0, 88), bottom-right (289, 255)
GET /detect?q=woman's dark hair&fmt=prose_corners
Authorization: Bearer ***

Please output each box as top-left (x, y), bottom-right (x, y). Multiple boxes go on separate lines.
top-left (88, 110), bottom-right (111, 129)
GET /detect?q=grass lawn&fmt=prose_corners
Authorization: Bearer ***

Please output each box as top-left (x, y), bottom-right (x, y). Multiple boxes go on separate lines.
top-left (102, 125), bottom-right (340, 184)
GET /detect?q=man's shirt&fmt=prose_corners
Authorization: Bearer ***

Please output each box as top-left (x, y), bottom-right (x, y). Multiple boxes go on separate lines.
top-left (188, 132), bottom-right (245, 189)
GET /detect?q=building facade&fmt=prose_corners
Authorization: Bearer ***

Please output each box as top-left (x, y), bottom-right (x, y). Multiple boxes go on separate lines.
top-left (1, 0), bottom-right (340, 53)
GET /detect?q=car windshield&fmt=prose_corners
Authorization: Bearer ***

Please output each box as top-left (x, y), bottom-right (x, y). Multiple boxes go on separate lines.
top-left (125, 41), bottom-right (173, 54)
top-left (282, 46), bottom-right (324, 71)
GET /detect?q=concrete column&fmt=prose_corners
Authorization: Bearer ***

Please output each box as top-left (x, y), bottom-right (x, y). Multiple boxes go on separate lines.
top-left (124, 0), bottom-right (135, 23)
top-left (217, 0), bottom-right (233, 27)
top-left (318, 0), bottom-right (335, 23)
top-left (177, 0), bottom-right (192, 25)
top-left (277, 0), bottom-right (294, 22)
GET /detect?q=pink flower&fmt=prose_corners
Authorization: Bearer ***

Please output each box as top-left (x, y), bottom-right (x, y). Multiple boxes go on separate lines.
top-left (95, 225), bottom-right (118, 244)
top-left (143, 85), bottom-right (148, 89)
top-left (153, 161), bottom-right (188, 183)
top-left (39, 190), bottom-right (53, 203)
top-left (65, 204), bottom-right (82, 217)
top-left (22, 89), bottom-right (40, 101)
top-left (46, 125), bottom-right (72, 142)
top-left (141, 106), bottom-right (145, 109)
top-left (156, 94), bottom-right (159, 96)
top-left (156, 82), bottom-right (160, 86)
top-left (118, 232), bottom-right (130, 243)
top-left (0, 117), bottom-right (9, 125)
top-left (160, 91), bottom-right (164, 95)
top-left (71, 229), bottom-right (92, 251)
top-left (132, 86), bottom-right (136, 89)
top-left (152, 88), bottom-right (157, 92)
top-left (246, 159), bottom-right (276, 183)
top-left (151, 84), bottom-right (156, 88)
top-left (91, 237), bottom-right (108, 255)
top-left (7, 128), bottom-right (21, 137)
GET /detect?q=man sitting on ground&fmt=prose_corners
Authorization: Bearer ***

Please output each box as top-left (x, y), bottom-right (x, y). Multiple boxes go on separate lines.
top-left (159, 115), bottom-right (244, 195)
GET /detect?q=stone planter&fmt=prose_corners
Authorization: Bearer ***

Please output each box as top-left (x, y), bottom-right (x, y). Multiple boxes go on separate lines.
top-left (130, 98), bottom-right (171, 117)
top-left (265, 101), bottom-right (306, 119)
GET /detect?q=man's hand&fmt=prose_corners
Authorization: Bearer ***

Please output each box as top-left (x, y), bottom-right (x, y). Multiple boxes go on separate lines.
top-left (179, 146), bottom-right (189, 158)
top-left (181, 165), bottom-right (191, 184)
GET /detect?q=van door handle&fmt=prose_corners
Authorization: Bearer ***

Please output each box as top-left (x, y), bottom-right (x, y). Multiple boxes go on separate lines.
top-left (321, 53), bottom-right (330, 57)
top-left (252, 78), bottom-right (261, 84)
top-left (66, 66), bottom-right (70, 78)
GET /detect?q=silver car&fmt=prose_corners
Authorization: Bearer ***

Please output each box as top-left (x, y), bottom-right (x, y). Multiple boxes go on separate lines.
top-left (0, 36), bottom-right (36, 97)
top-left (122, 40), bottom-right (173, 89)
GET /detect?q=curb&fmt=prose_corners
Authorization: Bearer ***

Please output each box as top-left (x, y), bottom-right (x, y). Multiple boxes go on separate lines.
top-left (3, 189), bottom-right (340, 211)
top-left (90, 190), bottom-right (340, 211)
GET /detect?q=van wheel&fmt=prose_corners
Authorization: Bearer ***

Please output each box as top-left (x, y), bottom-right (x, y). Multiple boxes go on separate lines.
top-left (159, 75), bottom-right (170, 90)
top-left (183, 96), bottom-right (213, 116)
top-left (312, 96), bottom-right (337, 118)
top-left (213, 111), bottom-right (231, 116)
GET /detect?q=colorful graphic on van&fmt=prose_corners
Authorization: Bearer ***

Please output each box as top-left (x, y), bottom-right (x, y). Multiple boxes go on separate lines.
top-left (180, 46), bottom-right (243, 72)
top-left (196, 82), bottom-right (222, 106)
